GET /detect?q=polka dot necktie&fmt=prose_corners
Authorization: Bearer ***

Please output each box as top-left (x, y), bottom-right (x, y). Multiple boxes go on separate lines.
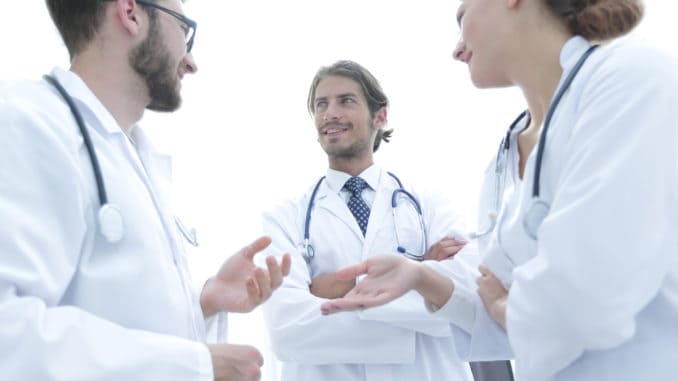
top-left (343, 177), bottom-right (371, 236)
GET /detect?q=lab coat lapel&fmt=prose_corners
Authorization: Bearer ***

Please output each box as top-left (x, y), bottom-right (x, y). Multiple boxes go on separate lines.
top-left (131, 129), bottom-right (174, 219)
top-left (314, 184), bottom-right (365, 241)
top-left (363, 176), bottom-right (394, 254)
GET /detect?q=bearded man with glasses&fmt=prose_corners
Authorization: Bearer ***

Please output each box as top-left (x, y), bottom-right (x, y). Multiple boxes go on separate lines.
top-left (0, 1), bottom-right (290, 380)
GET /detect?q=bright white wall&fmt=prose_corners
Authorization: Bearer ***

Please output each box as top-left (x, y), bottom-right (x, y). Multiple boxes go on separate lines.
top-left (2, 1), bottom-right (676, 380)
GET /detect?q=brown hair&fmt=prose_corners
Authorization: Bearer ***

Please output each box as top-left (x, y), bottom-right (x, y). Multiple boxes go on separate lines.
top-left (307, 60), bottom-right (393, 153)
top-left (45, 0), bottom-right (163, 59)
top-left (545, 0), bottom-right (644, 40)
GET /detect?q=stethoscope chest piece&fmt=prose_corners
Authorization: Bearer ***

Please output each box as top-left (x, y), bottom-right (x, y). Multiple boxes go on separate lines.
top-left (523, 198), bottom-right (549, 240)
top-left (98, 203), bottom-right (124, 243)
top-left (303, 241), bottom-right (315, 264)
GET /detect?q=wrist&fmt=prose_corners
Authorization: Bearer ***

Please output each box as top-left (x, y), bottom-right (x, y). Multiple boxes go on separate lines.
top-left (414, 263), bottom-right (454, 309)
top-left (490, 297), bottom-right (507, 329)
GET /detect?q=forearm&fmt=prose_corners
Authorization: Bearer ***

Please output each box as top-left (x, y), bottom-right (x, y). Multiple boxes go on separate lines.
top-left (415, 262), bottom-right (455, 309)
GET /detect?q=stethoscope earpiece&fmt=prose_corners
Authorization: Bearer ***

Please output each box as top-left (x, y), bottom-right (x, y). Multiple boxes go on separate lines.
top-left (98, 203), bottom-right (124, 243)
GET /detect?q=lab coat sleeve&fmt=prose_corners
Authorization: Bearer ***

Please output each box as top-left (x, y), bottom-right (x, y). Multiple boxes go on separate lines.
top-left (0, 101), bottom-right (213, 380)
top-left (425, 245), bottom-right (514, 361)
top-left (506, 45), bottom-right (678, 380)
top-left (261, 202), bottom-right (418, 365)
top-left (358, 190), bottom-right (477, 336)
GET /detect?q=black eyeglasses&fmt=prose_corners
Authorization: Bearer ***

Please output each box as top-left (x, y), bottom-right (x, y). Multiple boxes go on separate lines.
top-left (105, 0), bottom-right (197, 52)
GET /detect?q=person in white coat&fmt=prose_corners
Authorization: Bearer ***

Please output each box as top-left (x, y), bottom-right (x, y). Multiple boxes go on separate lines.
top-left (261, 60), bottom-right (479, 381)
top-left (321, 1), bottom-right (678, 380)
top-left (0, 1), bottom-right (290, 380)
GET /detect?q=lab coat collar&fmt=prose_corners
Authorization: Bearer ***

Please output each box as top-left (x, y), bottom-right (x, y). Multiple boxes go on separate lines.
top-left (49, 67), bottom-right (128, 137)
top-left (560, 36), bottom-right (593, 73)
top-left (324, 164), bottom-right (380, 194)
top-left (50, 67), bottom-right (172, 206)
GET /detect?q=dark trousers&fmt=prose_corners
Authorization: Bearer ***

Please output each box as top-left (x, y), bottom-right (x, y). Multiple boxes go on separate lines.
top-left (470, 361), bottom-right (514, 381)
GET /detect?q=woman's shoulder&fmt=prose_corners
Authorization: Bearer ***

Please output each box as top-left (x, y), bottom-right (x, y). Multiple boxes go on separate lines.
top-left (595, 33), bottom-right (678, 84)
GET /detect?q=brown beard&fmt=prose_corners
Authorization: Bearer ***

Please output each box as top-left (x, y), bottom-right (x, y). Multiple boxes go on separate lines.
top-left (129, 16), bottom-right (181, 112)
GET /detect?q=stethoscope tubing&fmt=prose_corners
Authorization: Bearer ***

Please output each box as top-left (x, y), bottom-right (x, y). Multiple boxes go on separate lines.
top-left (471, 45), bottom-right (599, 240)
top-left (44, 75), bottom-right (108, 206)
top-left (303, 172), bottom-right (426, 262)
top-left (43, 74), bottom-right (198, 247)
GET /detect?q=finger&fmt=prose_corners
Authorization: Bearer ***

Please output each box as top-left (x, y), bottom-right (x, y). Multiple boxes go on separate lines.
top-left (478, 264), bottom-right (491, 276)
top-left (321, 292), bottom-right (390, 314)
top-left (437, 237), bottom-right (468, 248)
top-left (251, 346), bottom-right (264, 366)
top-left (434, 245), bottom-right (465, 260)
top-left (281, 253), bottom-right (292, 277)
top-left (320, 298), bottom-right (363, 314)
top-left (241, 236), bottom-right (272, 261)
top-left (253, 267), bottom-right (272, 302)
top-left (265, 255), bottom-right (284, 290)
top-left (334, 262), bottom-right (369, 280)
top-left (246, 276), bottom-right (261, 306)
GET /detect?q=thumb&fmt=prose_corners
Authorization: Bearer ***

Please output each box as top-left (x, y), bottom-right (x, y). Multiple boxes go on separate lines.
top-left (334, 262), bottom-right (369, 280)
top-left (241, 236), bottom-right (273, 260)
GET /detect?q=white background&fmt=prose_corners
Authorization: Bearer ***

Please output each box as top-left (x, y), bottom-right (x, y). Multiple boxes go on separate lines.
top-left (2, 1), bottom-right (676, 379)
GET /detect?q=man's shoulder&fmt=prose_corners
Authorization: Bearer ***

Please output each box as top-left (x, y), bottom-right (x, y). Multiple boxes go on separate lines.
top-left (263, 177), bottom-right (326, 221)
top-left (1, 78), bottom-right (84, 157)
top-left (0, 78), bottom-right (65, 121)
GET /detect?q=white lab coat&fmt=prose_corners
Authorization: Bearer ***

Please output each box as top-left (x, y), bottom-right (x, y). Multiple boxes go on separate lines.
top-left (261, 166), bottom-right (475, 381)
top-left (0, 68), bottom-right (223, 380)
top-left (436, 35), bottom-right (678, 380)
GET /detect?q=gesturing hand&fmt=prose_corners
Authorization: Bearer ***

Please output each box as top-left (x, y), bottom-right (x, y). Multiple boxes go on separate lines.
top-left (200, 236), bottom-right (291, 317)
top-left (320, 254), bottom-right (419, 315)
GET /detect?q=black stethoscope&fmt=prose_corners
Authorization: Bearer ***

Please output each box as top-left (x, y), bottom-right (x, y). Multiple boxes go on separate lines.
top-left (302, 172), bottom-right (427, 264)
top-left (43, 74), bottom-right (198, 246)
top-left (471, 44), bottom-right (599, 240)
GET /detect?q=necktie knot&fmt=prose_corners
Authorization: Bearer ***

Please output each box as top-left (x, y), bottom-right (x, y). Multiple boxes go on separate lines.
top-left (344, 177), bottom-right (369, 197)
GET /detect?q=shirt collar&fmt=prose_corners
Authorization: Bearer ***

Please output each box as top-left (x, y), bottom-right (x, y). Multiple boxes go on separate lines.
top-left (325, 164), bottom-right (380, 193)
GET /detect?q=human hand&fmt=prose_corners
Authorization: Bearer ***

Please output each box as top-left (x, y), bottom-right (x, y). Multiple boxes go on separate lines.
top-left (208, 343), bottom-right (263, 381)
top-left (424, 236), bottom-right (467, 261)
top-left (310, 272), bottom-right (356, 299)
top-left (320, 254), bottom-right (420, 315)
top-left (200, 236), bottom-right (291, 317)
top-left (477, 264), bottom-right (508, 329)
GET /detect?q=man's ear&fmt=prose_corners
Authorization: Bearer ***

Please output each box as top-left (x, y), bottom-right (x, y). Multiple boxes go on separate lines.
top-left (114, 0), bottom-right (144, 36)
top-left (373, 106), bottom-right (388, 130)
